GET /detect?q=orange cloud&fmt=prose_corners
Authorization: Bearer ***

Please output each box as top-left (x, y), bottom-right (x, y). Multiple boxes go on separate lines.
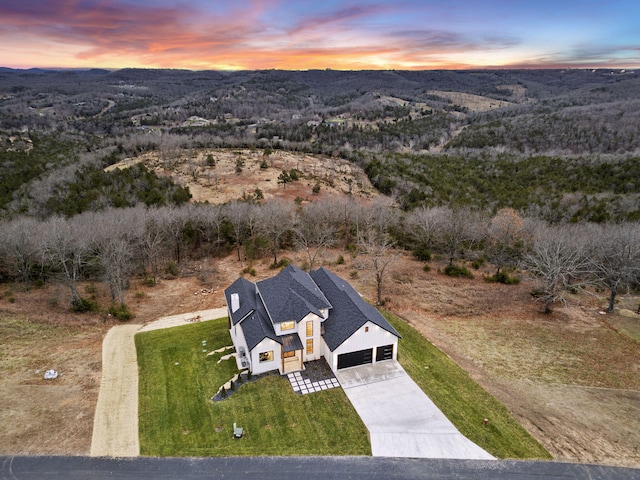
top-left (0, 0), bottom-right (637, 70)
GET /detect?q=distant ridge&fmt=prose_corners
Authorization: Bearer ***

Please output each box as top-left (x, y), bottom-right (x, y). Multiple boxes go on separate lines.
top-left (0, 67), bottom-right (111, 75)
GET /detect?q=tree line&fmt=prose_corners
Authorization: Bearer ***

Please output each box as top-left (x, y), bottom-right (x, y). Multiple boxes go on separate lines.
top-left (1, 199), bottom-right (638, 317)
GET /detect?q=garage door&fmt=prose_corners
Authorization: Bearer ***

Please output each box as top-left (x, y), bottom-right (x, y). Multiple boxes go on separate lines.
top-left (337, 348), bottom-right (373, 369)
top-left (376, 344), bottom-right (394, 362)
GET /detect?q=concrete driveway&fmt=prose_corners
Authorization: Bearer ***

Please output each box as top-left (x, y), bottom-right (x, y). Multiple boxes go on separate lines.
top-left (335, 361), bottom-right (495, 460)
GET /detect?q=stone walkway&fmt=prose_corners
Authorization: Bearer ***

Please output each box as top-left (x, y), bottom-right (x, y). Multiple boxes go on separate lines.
top-left (286, 372), bottom-right (341, 394)
top-left (285, 359), bottom-right (341, 394)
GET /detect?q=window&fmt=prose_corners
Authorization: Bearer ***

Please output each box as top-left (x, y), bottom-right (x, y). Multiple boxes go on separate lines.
top-left (283, 351), bottom-right (296, 358)
top-left (365, 326), bottom-right (369, 332)
top-left (306, 320), bottom-right (313, 337)
top-left (306, 339), bottom-right (313, 354)
top-left (259, 351), bottom-right (273, 362)
top-left (280, 321), bottom-right (295, 331)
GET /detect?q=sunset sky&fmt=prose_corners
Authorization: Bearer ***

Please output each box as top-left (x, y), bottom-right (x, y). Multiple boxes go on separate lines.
top-left (1, 0), bottom-right (638, 70)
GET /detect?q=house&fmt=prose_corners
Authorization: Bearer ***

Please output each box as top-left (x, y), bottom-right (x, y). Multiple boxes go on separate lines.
top-left (224, 265), bottom-right (400, 375)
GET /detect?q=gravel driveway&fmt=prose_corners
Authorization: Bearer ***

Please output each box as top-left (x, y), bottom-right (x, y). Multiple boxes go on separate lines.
top-left (90, 308), bottom-right (227, 457)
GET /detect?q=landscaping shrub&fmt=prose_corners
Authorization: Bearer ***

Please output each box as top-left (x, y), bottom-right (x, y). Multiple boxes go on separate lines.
top-left (269, 258), bottom-right (291, 269)
top-left (443, 264), bottom-right (473, 278)
top-left (165, 262), bottom-right (178, 277)
top-left (412, 245), bottom-right (432, 261)
top-left (108, 303), bottom-right (133, 321)
top-left (242, 266), bottom-right (257, 276)
top-left (71, 296), bottom-right (99, 312)
top-left (471, 257), bottom-right (485, 270)
top-left (484, 271), bottom-right (521, 285)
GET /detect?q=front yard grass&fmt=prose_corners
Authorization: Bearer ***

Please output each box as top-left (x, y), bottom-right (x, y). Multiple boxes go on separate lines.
top-left (384, 311), bottom-right (552, 460)
top-left (137, 313), bottom-right (550, 459)
top-left (136, 318), bottom-right (370, 456)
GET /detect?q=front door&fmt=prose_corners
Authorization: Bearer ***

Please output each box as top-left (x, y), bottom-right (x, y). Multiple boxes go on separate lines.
top-left (282, 350), bottom-right (303, 373)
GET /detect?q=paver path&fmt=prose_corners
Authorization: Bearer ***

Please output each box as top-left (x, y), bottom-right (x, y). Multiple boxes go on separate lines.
top-left (90, 308), bottom-right (227, 457)
top-left (336, 361), bottom-right (495, 460)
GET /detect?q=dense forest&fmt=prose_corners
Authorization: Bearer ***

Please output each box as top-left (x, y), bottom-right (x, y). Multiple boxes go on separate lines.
top-left (0, 68), bottom-right (639, 314)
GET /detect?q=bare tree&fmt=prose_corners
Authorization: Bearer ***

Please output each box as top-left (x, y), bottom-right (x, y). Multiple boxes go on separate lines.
top-left (484, 208), bottom-right (525, 276)
top-left (590, 222), bottom-right (640, 313)
top-left (139, 207), bottom-right (169, 283)
top-left (93, 209), bottom-right (142, 305)
top-left (0, 217), bottom-right (42, 287)
top-left (435, 206), bottom-right (486, 266)
top-left (405, 206), bottom-right (445, 254)
top-left (350, 199), bottom-right (399, 305)
top-left (158, 205), bottom-right (190, 264)
top-left (257, 200), bottom-right (294, 264)
top-left (358, 224), bottom-right (396, 306)
top-left (524, 223), bottom-right (594, 314)
top-left (197, 203), bottom-right (225, 256)
top-left (40, 216), bottom-right (94, 309)
top-left (224, 201), bottom-right (252, 261)
top-left (293, 201), bottom-right (337, 271)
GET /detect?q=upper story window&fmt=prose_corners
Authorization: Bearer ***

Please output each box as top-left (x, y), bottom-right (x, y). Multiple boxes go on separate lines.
top-left (280, 321), bottom-right (295, 331)
top-left (306, 320), bottom-right (313, 337)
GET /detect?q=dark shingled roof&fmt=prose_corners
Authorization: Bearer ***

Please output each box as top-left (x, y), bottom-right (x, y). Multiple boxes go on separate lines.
top-left (240, 294), bottom-right (281, 351)
top-left (281, 333), bottom-right (304, 352)
top-left (257, 265), bottom-right (331, 324)
top-left (224, 277), bottom-right (257, 325)
top-left (310, 267), bottom-right (400, 351)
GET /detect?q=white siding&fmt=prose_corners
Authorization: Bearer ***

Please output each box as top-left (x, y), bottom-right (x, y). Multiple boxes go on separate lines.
top-left (250, 338), bottom-right (281, 375)
top-left (325, 321), bottom-right (399, 373)
top-left (321, 337), bottom-right (336, 372)
top-left (298, 312), bottom-right (323, 362)
top-left (230, 322), bottom-right (250, 371)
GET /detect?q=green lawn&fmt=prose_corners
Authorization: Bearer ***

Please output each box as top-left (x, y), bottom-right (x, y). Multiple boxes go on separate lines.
top-left (137, 314), bottom-right (550, 459)
top-left (384, 311), bottom-right (552, 460)
top-left (136, 319), bottom-right (370, 456)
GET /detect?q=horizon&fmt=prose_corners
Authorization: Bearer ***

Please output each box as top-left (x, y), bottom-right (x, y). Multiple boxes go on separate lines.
top-left (1, 1), bottom-right (639, 71)
top-left (1, 65), bottom-right (637, 73)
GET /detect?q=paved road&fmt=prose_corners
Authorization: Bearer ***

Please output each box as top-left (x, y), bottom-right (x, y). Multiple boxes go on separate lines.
top-left (2, 456), bottom-right (639, 480)
top-left (336, 361), bottom-right (494, 459)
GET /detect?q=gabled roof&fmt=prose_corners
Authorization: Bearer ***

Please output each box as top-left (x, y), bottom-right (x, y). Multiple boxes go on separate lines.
top-left (240, 297), bottom-right (282, 351)
top-left (310, 267), bottom-right (401, 351)
top-left (224, 277), bottom-right (257, 326)
top-left (257, 264), bottom-right (331, 324)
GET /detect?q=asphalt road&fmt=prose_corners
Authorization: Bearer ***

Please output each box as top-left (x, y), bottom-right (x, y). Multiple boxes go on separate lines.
top-left (2, 456), bottom-right (639, 480)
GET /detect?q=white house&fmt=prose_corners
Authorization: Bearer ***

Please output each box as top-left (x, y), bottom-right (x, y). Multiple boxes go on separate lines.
top-left (224, 265), bottom-right (400, 375)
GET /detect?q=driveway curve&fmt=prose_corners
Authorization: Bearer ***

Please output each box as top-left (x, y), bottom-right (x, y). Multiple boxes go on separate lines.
top-left (90, 308), bottom-right (227, 457)
top-left (336, 361), bottom-right (495, 459)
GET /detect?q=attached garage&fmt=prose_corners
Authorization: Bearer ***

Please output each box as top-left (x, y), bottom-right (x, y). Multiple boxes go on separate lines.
top-left (337, 348), bottom-right (373, 369)
top-left (376, 344), bottom-right (394, 362)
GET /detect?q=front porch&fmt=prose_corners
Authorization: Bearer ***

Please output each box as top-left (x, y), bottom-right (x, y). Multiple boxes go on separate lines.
top-left (280, 333), bottom-right (304, 374)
